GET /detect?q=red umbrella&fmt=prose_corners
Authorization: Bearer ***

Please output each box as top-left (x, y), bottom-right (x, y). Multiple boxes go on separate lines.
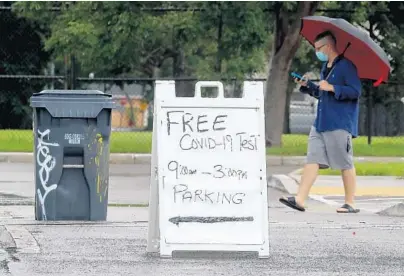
top-left (300, 16), bottom-right (392, 87)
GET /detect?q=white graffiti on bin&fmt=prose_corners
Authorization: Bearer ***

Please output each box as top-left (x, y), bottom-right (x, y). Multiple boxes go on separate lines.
top-left (36, 129), bottom-right (60, 220)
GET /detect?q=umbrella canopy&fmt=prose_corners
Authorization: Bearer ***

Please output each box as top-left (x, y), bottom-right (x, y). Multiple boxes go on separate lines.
top-left (300, 16), bottom-right (391, 87)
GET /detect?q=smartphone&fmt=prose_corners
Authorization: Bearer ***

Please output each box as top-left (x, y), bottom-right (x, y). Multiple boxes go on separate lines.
top-left (291, 72), bottom-right (305, 81)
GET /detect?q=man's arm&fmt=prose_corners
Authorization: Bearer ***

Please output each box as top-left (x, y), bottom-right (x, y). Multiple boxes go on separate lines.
top-left (332, 61), bottom-right (361, 100)
top-left (300, 81), bottom-right (320, 98)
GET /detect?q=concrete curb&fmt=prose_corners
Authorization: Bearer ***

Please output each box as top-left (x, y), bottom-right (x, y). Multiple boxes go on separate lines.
top-left (377, 203), bottom-right (404, 217)
top-left (267, 174), bottom-right (299, 195)
top-left (0, 152), bottom-right (402, 165)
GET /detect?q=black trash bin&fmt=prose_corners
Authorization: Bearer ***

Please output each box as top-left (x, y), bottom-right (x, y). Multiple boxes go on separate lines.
top-left (30, 90), bottom-right (115, 221)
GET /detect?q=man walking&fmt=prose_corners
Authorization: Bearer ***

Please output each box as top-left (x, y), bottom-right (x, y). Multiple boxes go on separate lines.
top-left (280, 31), bottom-right (362, 213)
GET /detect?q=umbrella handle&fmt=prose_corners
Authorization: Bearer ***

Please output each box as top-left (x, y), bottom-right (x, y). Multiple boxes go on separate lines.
top-left (373, 76), bottom-right (383, 87)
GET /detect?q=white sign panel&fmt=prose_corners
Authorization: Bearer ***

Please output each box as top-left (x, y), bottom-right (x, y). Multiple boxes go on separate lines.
top-left (147, 81), bottom-right (269, 258)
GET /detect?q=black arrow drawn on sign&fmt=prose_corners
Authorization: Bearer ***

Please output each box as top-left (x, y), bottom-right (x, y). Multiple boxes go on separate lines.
top-left (168, 216), bottom-right (254, 226)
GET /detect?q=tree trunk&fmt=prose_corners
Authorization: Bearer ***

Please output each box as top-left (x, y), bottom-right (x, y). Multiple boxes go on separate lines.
top-left (215, 7), bottom-right (223, 74)
top-left (152, 66), bottom-right (160, 79)
top-left (265, 53), bottom-right (292, 146)
top-left (283, 83), bottom-right (292, 134)
top-left (173, 29), bottom-right (194, 97)
top-left (173, 47), bottom-right (194, 97)
top-left (264, 2), bottom-right (318, 147)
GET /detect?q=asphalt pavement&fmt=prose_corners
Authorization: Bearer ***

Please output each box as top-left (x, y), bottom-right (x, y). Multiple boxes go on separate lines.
top-left (1, 192), bottom-right (404, 276)
top-left (0, 163), bottom-right (300, 206)
top-left (1, 163), bottom-right (404, 275)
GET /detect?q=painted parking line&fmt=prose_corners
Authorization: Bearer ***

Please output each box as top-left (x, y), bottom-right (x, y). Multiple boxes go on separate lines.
top-left (310, 186), bottom-right (404, 197)
top-left (350, 197), bottom-right (404, 202)
top-left (309, 195), bottom-right (340, 207)
top-left (316, 195), bottom-right (404, 213)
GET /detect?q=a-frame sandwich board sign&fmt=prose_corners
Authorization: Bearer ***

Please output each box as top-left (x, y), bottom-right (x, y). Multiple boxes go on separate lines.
top-left (147, 80), bottom-right (269, 258)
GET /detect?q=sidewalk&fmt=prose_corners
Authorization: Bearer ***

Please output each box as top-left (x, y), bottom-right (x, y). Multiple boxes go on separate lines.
top-left (0, 152), bottom-right (402, 165)
top-left (312, 176), bottom-right (404, 196)
top-left (275, 173), bottom-right (404, 214)
top-left (287, 175), bottom-right (404, 197)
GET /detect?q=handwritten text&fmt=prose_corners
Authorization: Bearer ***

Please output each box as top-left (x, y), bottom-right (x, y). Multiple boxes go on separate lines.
top-left (179, 132), bottom-right (258, 152)
top-left (167, 111), bottom-right (227, 136)
top-left (167, 161), bottom-right (248, 180)
top-left (173, 184), bottom-right (245, 205)
top-left (209, 165), bottom-right (248, 180)
top-left (168, 161), bottom-right (197, 179)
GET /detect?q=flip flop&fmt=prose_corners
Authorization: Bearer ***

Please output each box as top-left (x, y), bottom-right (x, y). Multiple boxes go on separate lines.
top-left (279, 196), bottom-right (305, 212)
top-left (336, 203), bottom-right (360, 213)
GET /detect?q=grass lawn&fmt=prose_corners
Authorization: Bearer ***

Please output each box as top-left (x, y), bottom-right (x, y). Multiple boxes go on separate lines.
top-left (1, 129), bottom-right (403, 156)
top-left (0, 130), bottom-right (153, 154)
top-left (267, 134), bottom-right (404, 157)
top-left (318, 162), bottom-right (404, 177)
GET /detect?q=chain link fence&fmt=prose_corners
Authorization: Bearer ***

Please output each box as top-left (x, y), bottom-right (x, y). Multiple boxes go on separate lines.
top-left (0, 74), bottom-right (252, 153)
top-left (0, 75), bottom-right (403, 146)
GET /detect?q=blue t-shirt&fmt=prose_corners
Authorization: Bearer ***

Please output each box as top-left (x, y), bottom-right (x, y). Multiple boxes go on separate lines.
top-left (300, 57), bottom-right (362, 137)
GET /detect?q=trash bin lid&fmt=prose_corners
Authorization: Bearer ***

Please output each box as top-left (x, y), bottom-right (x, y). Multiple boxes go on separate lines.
top-left (30, 90), bottom-right (116, 118)
top-left (33, 90), bottom-right (111, 97)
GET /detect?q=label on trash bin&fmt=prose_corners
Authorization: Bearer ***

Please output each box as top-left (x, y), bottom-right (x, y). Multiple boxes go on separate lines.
top-left (149, 81), bottom-right (269, 257)
top-left (64, 133), bottom-right (85, 145)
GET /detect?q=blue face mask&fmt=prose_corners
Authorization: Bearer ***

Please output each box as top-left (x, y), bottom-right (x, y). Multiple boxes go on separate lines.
top-left (316, 51), bottom-right (329, 62)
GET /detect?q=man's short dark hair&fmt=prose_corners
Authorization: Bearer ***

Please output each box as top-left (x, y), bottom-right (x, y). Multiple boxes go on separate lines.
top-left (315, 31), bottom-right (337, 45)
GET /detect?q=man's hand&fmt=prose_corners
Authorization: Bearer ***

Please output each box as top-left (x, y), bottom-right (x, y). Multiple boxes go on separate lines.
top-left (294, 74), bottom-right (308, 87)
top-left (319, 80), bottom-right (334, 92)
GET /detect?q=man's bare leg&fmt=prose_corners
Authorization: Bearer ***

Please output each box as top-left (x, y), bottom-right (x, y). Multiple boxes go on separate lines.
top-left (294, 163), bottom-right (320, 206)
top-left (337, 167), bottom-right (357, 212)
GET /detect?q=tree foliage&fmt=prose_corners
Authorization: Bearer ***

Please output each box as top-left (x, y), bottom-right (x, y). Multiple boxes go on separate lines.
top-left (0, 1), bottom-right (50, 128)
top-left (6, 1), bottom-right (404, 135)
top-left (13, 1), bottom-right (269, 80)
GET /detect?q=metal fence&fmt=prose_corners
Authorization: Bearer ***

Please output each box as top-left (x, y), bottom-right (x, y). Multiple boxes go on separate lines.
top-left (0, 74), bottom-right (403, 144)
top-left (0, 75), bottom-right (249, 130)
top-left (0, 75), bottom-right (254, 153)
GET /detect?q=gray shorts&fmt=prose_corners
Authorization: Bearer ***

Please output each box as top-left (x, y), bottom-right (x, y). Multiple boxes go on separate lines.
top-left (306, 126), bottom-right (354, 170)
